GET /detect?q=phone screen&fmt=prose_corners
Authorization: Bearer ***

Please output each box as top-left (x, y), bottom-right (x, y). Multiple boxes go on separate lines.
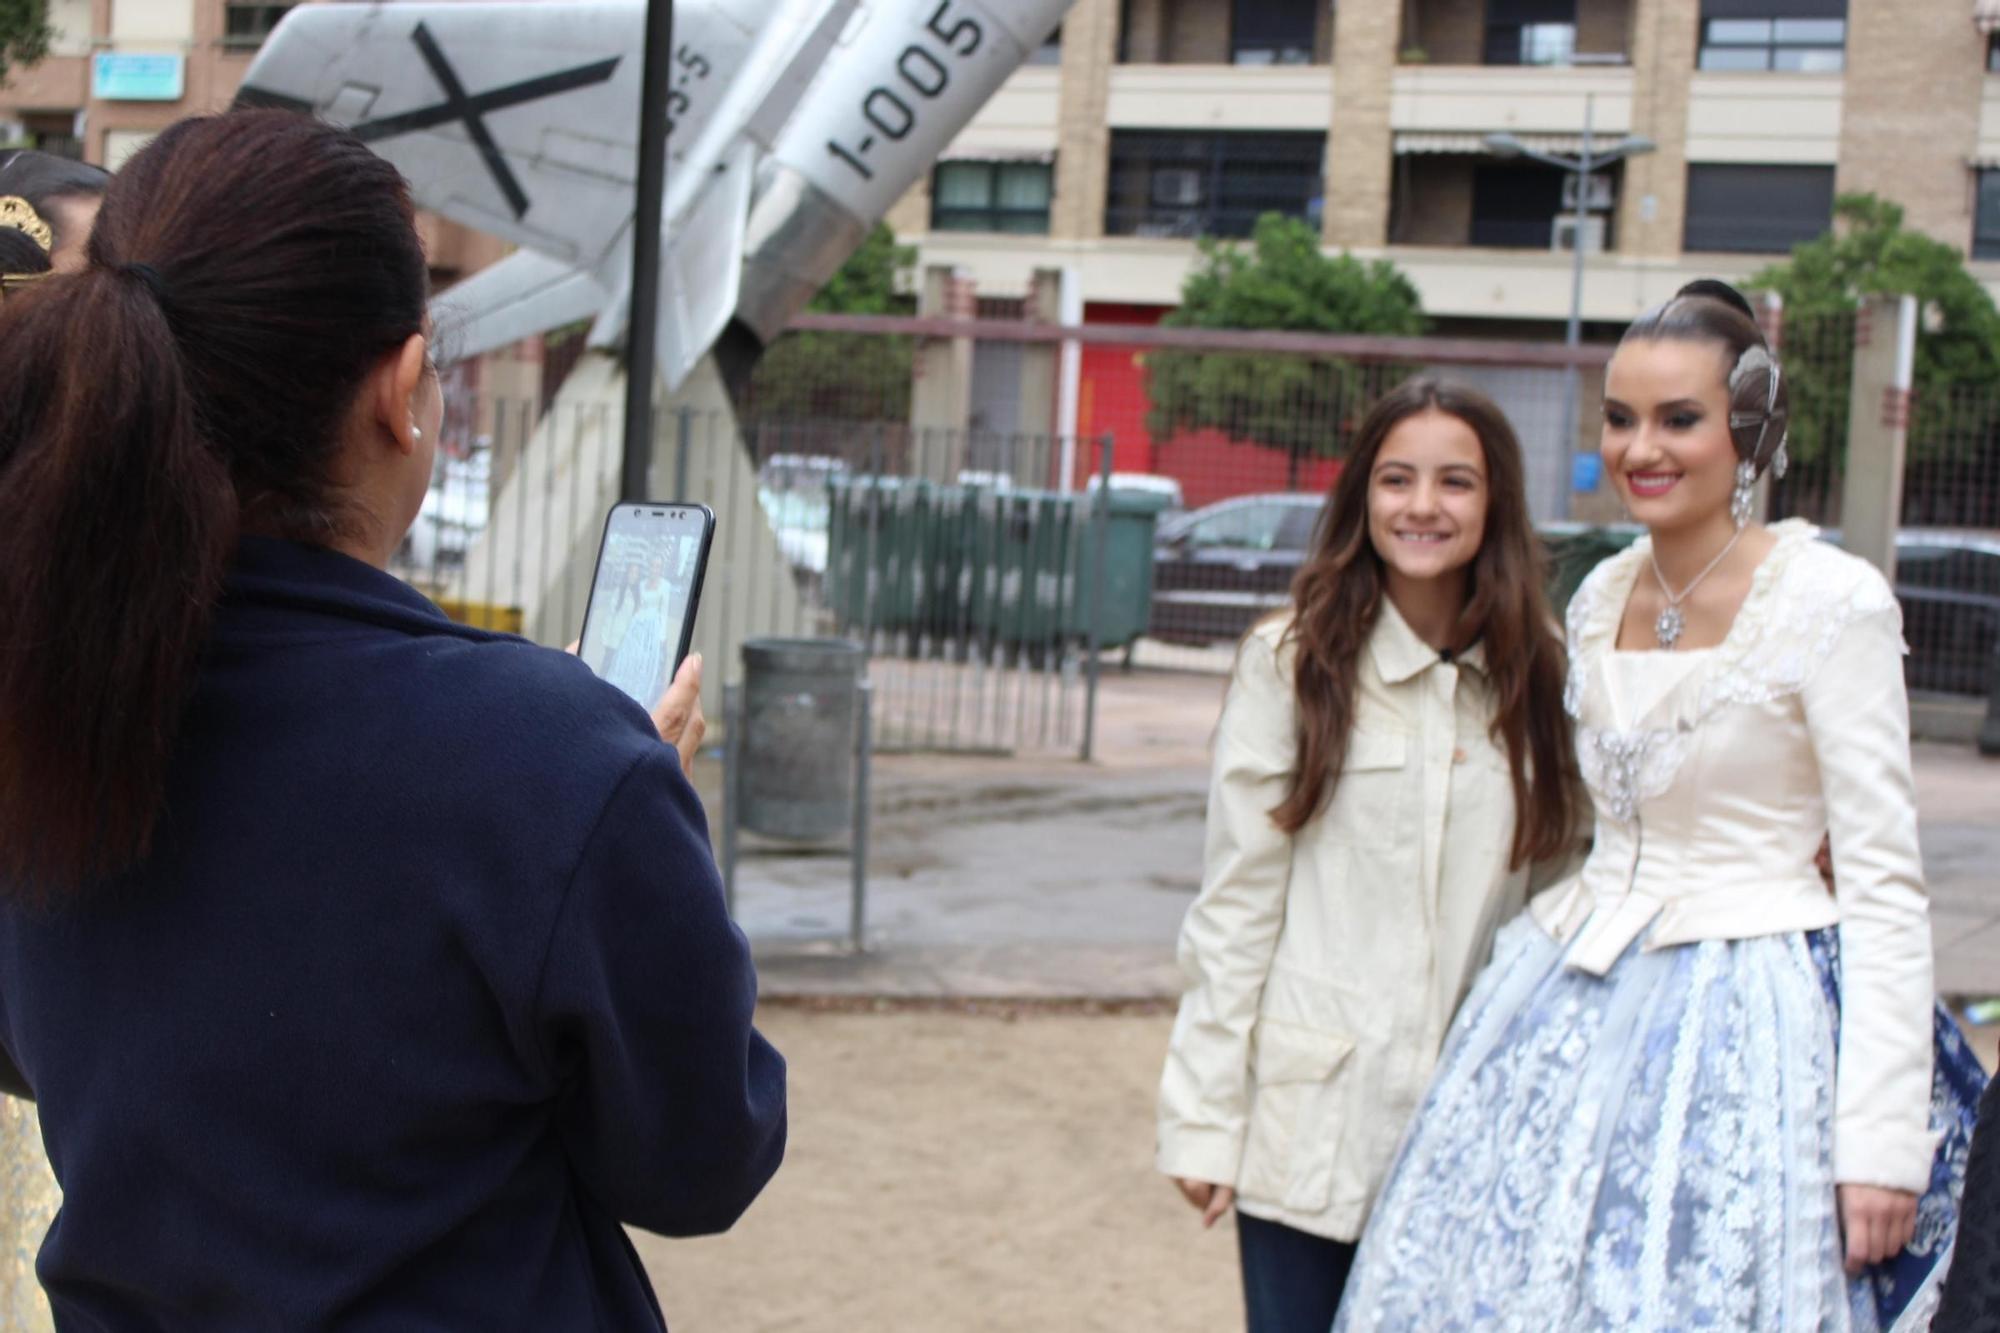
top-left (578, 504), bottom-right (712, 709)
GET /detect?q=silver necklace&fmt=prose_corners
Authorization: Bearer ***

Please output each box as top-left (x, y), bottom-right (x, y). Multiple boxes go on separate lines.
top-left (1648, 527), bottom-right (1745, 650)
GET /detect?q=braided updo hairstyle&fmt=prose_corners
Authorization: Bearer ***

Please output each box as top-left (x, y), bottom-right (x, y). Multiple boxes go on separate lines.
top-left (1619, 279), bottom-right (1790, 480)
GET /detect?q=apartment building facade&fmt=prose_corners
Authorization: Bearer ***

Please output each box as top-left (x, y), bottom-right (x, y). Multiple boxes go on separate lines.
top-left (895, 0), bottom-right (2000, 334)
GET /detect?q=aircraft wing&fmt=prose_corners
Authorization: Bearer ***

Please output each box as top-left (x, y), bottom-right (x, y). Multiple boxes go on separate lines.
top-left (433, 248), bottom-right (615, 364)
top-left (239, 2), bottom-right (649, 268)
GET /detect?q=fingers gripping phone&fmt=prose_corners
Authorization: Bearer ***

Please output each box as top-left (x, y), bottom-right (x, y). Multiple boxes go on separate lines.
top-left (577, 502), bottom-right (715, 709)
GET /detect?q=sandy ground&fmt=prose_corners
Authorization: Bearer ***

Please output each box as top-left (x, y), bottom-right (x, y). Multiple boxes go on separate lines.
top-left (635, 1002), bottom-right (2000, 1333)
top-left (633, 1006), bottom-right (1241, 1333)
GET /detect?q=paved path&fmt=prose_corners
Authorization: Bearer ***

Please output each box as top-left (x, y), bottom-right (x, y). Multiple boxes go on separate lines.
top-left (711, 668), bottom-right (2000, 1012)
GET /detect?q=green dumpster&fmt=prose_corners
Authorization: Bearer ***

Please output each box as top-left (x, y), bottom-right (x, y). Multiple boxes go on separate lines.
top-left (1069, 488), bottom-right (1171, 651)
top-left (826, 476), bottom-right (936, 636)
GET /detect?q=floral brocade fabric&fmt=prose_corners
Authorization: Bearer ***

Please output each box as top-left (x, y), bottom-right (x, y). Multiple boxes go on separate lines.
top-left (1331, 919), bottom-right (1981, 1333)
top-left (1, 1096), bottom-right (56, 1332)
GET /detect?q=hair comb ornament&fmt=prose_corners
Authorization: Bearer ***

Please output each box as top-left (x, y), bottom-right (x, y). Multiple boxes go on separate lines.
top-left (0, 195), bottom-right (52, 252)
top-left (1726, 344), bottom-right (1787, 478)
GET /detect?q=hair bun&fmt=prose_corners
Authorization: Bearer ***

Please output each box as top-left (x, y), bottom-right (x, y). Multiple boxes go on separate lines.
top-left (1674, 278), bottom-right (1757, 324)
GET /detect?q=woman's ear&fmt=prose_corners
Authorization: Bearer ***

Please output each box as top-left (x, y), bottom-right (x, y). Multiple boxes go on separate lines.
top-left (372, 332), bottom-right (430, 457)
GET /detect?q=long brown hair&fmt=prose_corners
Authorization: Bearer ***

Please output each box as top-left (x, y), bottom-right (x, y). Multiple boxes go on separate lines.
top-left (1271, 376), bottom-right (1580, 868)
top-left (0, 111), bottom-right (428, 901)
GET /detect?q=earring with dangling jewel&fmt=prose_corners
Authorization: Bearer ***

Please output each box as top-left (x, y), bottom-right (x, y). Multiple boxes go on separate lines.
top-left (1730, 460), bottom-right (1756, 528)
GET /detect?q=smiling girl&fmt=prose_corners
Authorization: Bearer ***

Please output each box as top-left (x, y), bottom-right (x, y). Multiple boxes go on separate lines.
top-left (1334, 280), bottom-right (1983, 1332)
top-left (1155, 377), bottom-right (1584, 1332)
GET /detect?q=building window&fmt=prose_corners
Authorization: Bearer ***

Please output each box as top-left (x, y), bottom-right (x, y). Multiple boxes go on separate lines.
top-left (1105, 131), bottom-right (1325, 239)
top-left (1684, 163), bottom-right (1834, 253)
top-left (1469, 163), bottom-right (1571, 247)
top-left (223, 2), bottom-right (294, 50)
top-left (931, 161), bottom-right (1053, 234)
top-left (1697, 1), bottom-right (1845, 71)
top-left (1233, 0), bottom-right (1317, 64)
top-left (1975, 170), bottom-right (2000, 260)
top-left (1988, 30), bottom-right (2000, 73)
top-left (1486, 0), bottom-right (1577, 65)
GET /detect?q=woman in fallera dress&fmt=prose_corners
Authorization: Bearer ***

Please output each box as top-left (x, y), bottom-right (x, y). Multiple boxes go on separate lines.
top-left (1334, 280), bottom-right (1986, 1332)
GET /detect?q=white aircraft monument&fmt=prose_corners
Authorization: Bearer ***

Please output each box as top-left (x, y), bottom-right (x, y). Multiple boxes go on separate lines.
top-left (238, 0), bottom-right (1074, 684)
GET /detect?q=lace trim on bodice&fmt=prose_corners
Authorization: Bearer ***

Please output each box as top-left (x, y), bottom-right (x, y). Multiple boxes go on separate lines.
top-left (1563, 520), bottom-right (1901, 823)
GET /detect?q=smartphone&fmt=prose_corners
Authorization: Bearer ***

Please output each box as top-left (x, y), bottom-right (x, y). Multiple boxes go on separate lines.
top-left (577, 502), bottom-right (715, 709)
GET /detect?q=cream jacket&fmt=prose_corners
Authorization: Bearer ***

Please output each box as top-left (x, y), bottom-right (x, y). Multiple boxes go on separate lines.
top-left (1156, 602), bottom-right (1578, 1241)
top-left (1535, 520), bottom-right (1937, 1192)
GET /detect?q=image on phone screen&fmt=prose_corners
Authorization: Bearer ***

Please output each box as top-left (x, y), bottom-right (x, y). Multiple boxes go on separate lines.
top-left (578, 509), bottom-right (703, 709)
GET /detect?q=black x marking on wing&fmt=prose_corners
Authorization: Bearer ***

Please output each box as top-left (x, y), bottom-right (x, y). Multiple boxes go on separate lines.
top-left (347, 23), bottom-right (621, 221)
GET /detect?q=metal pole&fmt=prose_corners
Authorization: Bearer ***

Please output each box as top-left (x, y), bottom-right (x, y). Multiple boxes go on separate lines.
top-left (1080, 433), bottom-right (1113, 763)
top-left (674, 405), bottom-right (693, 499)
top-left (620, 0), bottom-right (675, 503)
top-left (1560, 95), bottom-right (1594, 494)
top-left (851, 680), bottom-right (872, 949)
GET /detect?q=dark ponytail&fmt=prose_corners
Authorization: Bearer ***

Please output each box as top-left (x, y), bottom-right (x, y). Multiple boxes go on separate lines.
top-left (0, 111), bottom-right (428, 901)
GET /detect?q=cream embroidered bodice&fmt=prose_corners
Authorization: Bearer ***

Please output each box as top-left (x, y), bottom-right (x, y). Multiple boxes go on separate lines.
top-left (1531, 519), bottom-right (1938, 1191)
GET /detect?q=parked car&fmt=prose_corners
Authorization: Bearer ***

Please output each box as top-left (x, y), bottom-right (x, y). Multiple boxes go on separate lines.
top-left (1152, 502), bottom-right (2000, 699)
top-left (1546, 522), bottom-right (2000, 697)
top-left (1148, 493), bottom-right (1324, 644)
top-left (756, 453), bottom-right (847, 581)
top-left (396, 446), bottom-right (491, 580)
top-left (1875, 528), bottom-right (2000, 695)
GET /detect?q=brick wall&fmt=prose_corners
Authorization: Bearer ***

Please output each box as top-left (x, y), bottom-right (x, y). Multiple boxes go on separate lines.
top-left (1326, 0), bottom-right (1400, 247)
top-left (1391, 157), bottom-right (1477, 245)
top-left (1162, 0), bottom-right (1232, 63)
top-left (1052, 0), bottom-right (1119, 239)
top-left (1837, 0), bottom-right (1984, 248)
top-left (1576, 0), bottom-right (1633, 59)
top-left (1621, 0), bottom-right (1698, 257)
top-left (1413, 0), bottom-right (1488, 66)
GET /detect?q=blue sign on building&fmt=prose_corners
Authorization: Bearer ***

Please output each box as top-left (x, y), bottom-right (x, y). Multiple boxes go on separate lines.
top-left (92, 53), bottom-right (186, 102)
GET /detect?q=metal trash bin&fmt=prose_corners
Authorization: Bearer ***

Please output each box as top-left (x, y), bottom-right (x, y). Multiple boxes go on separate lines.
top-left (737, 637), bottom-right (865, 840)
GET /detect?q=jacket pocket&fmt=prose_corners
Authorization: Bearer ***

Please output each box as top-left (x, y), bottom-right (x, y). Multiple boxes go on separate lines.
top-left (1237, 1019), bottom-right (1357, 1215)
top-left (1327, 729), bottom-right (1408, 847)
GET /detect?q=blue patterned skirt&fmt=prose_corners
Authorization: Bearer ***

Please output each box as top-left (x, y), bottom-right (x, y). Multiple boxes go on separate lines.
top-left (1333, 916), bottom-right (1985, 1333)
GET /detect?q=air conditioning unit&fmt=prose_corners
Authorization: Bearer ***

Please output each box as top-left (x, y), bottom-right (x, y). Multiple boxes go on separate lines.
top-left (1552, 216), bottom-right (1607, 253)
top-left (1561, 172), bottom-right (1615, 212)
top-left (1151, 167), bottom-right (1205, 207)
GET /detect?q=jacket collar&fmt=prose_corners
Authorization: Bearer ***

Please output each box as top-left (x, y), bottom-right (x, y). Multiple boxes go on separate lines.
top-left (1369, 595), bottom-right (1486, 684)
top-left (218, 537), bottom-right (505, 645)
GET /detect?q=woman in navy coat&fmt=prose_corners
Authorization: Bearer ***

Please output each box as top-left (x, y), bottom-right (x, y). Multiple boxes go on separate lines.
top-left (0, 111), bottom-right (784, 1330)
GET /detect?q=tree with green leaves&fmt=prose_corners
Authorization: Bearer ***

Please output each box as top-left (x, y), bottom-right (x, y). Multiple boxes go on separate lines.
top-left (1145, 213), bottom-right (1426, 472)
top-left (0, 0), bottom-right (51, 87)
top-left (1747, 193), bottom-right (2000, 469)
top-left (742, 222), bottom-right (916, 425)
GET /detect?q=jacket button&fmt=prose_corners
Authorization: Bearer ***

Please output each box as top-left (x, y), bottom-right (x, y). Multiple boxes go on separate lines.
top-left (1453, 747), bottom-right (1467, 764)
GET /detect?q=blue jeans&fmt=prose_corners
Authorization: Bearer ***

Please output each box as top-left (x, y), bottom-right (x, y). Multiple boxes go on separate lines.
top-left (1235, 1211), bottom-right (1356, 1333)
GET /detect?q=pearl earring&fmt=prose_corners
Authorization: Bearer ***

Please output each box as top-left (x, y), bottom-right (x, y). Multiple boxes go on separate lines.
top-left (411, 426), bottom-right (423, 441)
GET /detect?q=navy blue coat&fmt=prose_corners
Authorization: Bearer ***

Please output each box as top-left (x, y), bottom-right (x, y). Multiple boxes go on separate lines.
top-left (0, 538), bottom-right (786, 1330)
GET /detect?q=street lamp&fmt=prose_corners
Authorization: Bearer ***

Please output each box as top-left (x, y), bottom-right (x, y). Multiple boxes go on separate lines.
top-left (1485, 94), bottom-right (1653, 508)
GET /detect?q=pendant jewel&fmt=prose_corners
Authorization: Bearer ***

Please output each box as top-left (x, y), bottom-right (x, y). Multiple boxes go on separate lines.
top-left (1655, 604), bottom-right (1686, 650)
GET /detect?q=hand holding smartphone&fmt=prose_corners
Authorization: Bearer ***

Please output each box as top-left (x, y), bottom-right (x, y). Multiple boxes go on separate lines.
top-left (577, 502), bottom-right (715, 710)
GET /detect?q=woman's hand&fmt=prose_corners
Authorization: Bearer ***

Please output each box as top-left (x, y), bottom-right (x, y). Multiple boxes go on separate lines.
top-left (1171, 1177), bottom-right (1235, 1229)
top-left (1838, 1184), bottom-right (1918, 1274)
top-left (565, 641), bottom-right (706, 775)
top-left (651, 653), bottom-right (706, 776)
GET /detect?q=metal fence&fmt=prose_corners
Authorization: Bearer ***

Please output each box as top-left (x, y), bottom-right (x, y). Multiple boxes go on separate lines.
top-left (404, 311), bottom-right (1999, 749)
top-left (391, 387), bottom-right (1119, 757)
